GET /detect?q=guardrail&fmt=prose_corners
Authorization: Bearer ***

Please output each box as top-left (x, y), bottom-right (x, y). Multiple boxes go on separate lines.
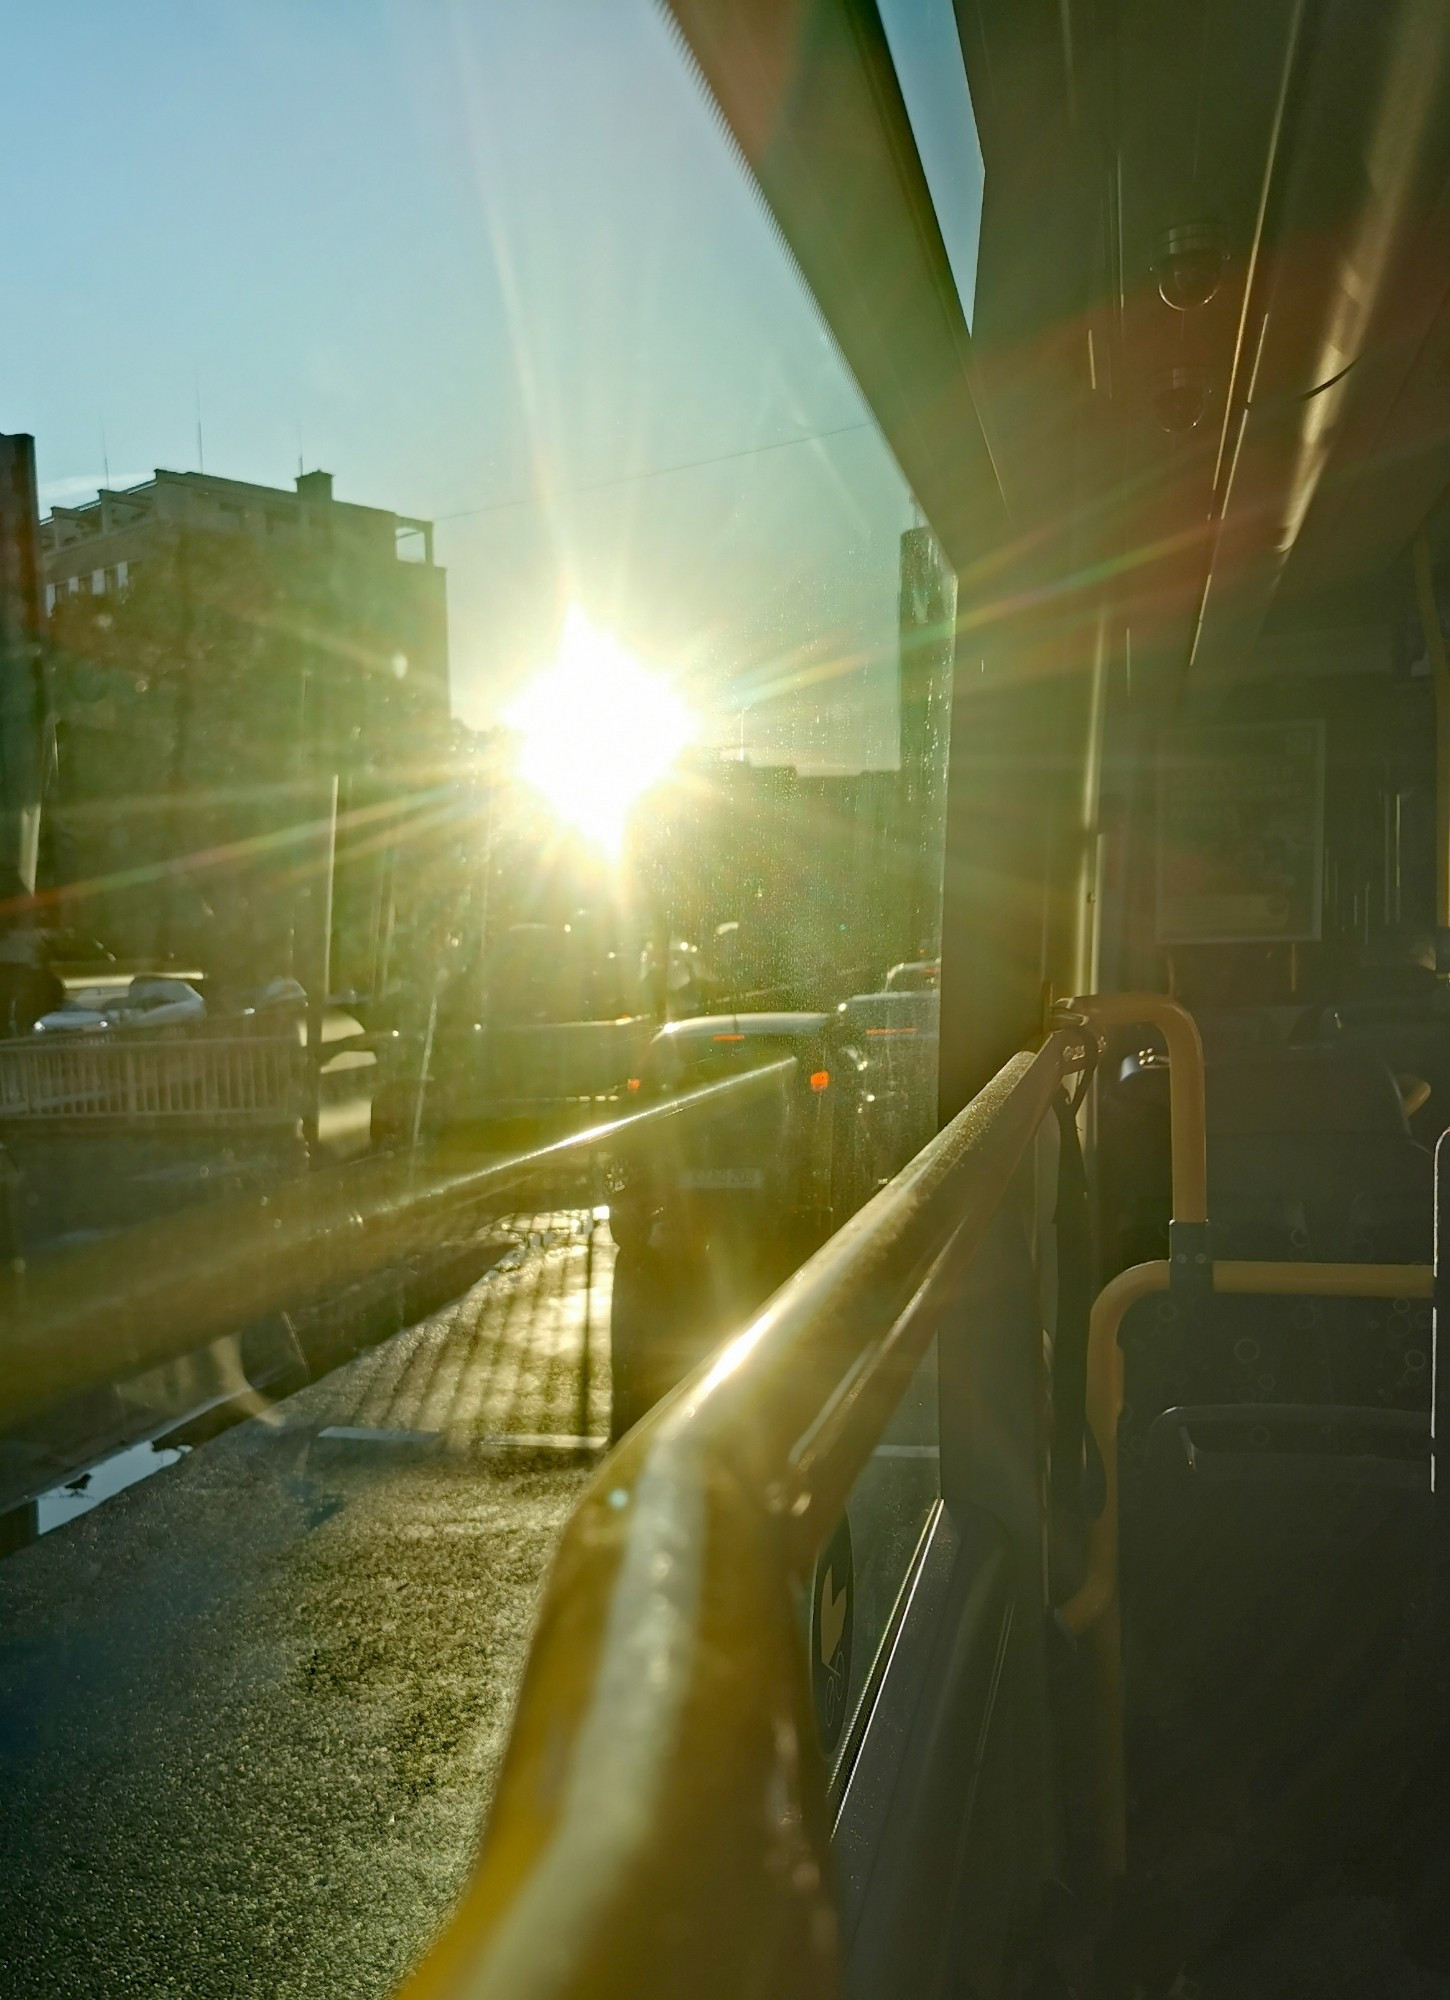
top-left (394, 1026), bottom-right (1084, 2000)
top-left (2, 1057), bottom-right (797, 1432)
top-left (0, 1035), bottom-right (310, 1127)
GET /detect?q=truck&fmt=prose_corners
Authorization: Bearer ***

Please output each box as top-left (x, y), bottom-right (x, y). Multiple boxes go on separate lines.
top-left (373, 921), bottom-right (653, 1151)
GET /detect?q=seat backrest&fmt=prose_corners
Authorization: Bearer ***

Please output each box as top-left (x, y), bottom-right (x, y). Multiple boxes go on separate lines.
top-left (1103, 1043), bottom-right (1432, 1265)
top-left (1119, 1288), bottom-right (1433, 1477)
top-left (1306, 1003), bottom-right (1450, 1142)
top-left (1204, 1047), bottom-right (1410, 1137)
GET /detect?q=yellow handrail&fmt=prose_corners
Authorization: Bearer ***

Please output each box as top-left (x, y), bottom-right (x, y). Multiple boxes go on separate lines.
top-left (3, 1058), bottom-right (797, 1430)
top-left (401, 990), bottom-right (1411, 1978)
top-left (1069, 991), bottom-right (1207, 1223)
top-left (396, 1034), bottom-right (1081, 1999)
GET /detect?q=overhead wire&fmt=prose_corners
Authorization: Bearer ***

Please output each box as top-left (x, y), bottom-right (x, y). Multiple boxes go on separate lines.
top-left (433, 418), bottom-right (873, 523)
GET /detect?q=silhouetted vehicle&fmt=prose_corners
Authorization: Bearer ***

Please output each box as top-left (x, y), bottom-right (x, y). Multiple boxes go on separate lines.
top-left (32, 976), bottom-right (207, 1035)
top-left (608, 1011), bottom-right (871, 1438)
top-left (836, 988), bottom-right (941, 1184)
top-left (234, 976), bottom-right (308, 1026)
top-left (373, 921), bottom-right (652, 1149)
top-left (883, 958), bottom-right (940, 993)
top-left (111, 977), bottom-right (207, 1030)
top-left (30, 988), bottom-right (114, 1035)
top-left (0, 932), bottom-right (64, 1039)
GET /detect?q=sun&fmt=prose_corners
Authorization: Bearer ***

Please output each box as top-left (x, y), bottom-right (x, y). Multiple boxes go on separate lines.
top-left (505, 609), bottom-right (694, 853)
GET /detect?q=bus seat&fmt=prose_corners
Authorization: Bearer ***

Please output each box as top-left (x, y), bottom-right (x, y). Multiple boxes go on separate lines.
top-left (1296, 999), bottom-right (1450, 1145)
top-left (1100, 1026), bottom-right (1436, 1849)
top-left (1206, 1050), bottom-right (1431, 1261)
top-left (1194, 1007), bottom-right (1306, 1059)
top-left (1123, 1400), bottom-right (1433, 1857)
top-left (1344, 1184), bottom-right (1436, 1265)
top-left (1118, 1288), bottom-right (1434, 1488)
top-left (1204, 1045), bottom-right (1412, 1134)
top-left (1102, 1044), bottom-right (1432, 1267)
top-left (1115, 1279), bottom-right (1433, 1791)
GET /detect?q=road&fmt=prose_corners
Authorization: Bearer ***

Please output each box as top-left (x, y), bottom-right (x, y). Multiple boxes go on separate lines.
top-left (0, 1210), bottom-right (614, 2000)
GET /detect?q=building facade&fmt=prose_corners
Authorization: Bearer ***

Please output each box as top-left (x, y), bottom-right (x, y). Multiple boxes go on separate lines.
top-left (40, 466), bottom-right (450, 987)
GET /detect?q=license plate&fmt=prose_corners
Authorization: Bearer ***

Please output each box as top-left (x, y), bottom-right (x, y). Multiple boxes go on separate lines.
top-left (679, 1167), bottom-right (765, 1191)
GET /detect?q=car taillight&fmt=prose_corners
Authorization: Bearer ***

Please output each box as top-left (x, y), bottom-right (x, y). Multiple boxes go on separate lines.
top-left (809, 1070), bottom-right (830, 1092)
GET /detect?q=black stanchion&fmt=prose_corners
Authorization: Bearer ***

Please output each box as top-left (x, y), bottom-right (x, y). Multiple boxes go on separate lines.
top-left (1435, 1134), bottom-right (1450, 1548)
top-left (0, 1141), bottom-right (21, 1298)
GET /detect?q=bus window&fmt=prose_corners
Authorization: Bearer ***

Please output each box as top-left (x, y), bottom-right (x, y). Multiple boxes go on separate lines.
top-left (0, 4), bottom-right (956, 1992)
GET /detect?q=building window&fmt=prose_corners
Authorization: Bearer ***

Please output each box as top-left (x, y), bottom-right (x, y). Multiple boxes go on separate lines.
top-left (44, 583), bottom-right (56, 613)
top-left (92, 568), bottom-right (106, 595)
top-left (115, 560), bottom-right (129, 590)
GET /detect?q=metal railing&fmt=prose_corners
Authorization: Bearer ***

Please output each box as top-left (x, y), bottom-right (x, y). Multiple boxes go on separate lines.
top-left (3, 1058), bottom-right (796, 1432)
top-left (387, 989), bottom-right (1440, 1994)
top-left (394, 1028), bottom-right (1082, 2000)
top-left (0, 1034), bottom-right (310, 1126)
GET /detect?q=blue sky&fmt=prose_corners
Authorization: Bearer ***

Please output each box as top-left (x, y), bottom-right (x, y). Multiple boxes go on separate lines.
top-left (0, 0), bottom-right (941, 767)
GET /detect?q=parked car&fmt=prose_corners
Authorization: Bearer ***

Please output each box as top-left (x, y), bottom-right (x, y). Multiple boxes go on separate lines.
top-left (236, 976), bottom-right (308, 1025)
top-left (32, 984), bottom-right (126, 1034)
top-left (32, 976), bottom-right (206, 1036)
top-left (31, 996), bottom-right (112, 1035)
top-left (111, 977), bottom-right (206, 1030)
top-left (0, 931), bottom-right (64, 1038)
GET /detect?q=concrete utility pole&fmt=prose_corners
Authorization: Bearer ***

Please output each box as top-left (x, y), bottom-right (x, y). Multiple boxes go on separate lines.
top-left (303, 773), bottom-right (340, 1150)
top-left (896, 523), bottom-right (956, 963)
top-left (0, 435), bottom-right (46, 905)
top-left (1413, 533), bottom-right (1450, 934)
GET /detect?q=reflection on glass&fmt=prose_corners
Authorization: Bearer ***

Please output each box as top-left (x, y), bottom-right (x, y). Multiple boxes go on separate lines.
top-left (812, 1338), bottom-right (942, 1787)
top-left (876, 0), bottom-right (986, 329)
top-left (0, 3), bottom-right (959, 1990)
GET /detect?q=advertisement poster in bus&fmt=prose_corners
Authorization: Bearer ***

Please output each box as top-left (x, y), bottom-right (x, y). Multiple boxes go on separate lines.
top-left (1156, 721), bottom-right (1325, 944)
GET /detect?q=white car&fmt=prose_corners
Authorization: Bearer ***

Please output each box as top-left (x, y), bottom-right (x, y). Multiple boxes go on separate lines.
top-left (110, 977), bottom-right (206, 1030)
top-left (31, 986), bottom-right (120, 1034)
top-left (34, 977), bottom-right (208, 1034)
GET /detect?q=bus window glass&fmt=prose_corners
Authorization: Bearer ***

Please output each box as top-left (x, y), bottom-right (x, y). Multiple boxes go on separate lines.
top-left (0, 3), bottom-right (957, 1988)
top-left (812, 1339), bottom-right (942, 1787)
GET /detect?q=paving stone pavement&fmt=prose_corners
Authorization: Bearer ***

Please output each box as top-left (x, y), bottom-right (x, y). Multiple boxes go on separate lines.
top-left (0, 1212), bottom-right (614, 2000)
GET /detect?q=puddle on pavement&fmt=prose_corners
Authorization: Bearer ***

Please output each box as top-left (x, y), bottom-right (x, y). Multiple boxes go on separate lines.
top-left (34, 1438), bottom-right (191, 1535)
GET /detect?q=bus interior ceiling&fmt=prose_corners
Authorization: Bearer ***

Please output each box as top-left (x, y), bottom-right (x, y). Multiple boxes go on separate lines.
top-left (664, 0), bottom-right (1450, 1992)
top-left (944, 0), bottom-right (1450, 1076)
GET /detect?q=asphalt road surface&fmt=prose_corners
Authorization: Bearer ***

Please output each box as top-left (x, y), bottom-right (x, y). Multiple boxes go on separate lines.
top-left (0, 1210), bottom-right (614, 2000)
